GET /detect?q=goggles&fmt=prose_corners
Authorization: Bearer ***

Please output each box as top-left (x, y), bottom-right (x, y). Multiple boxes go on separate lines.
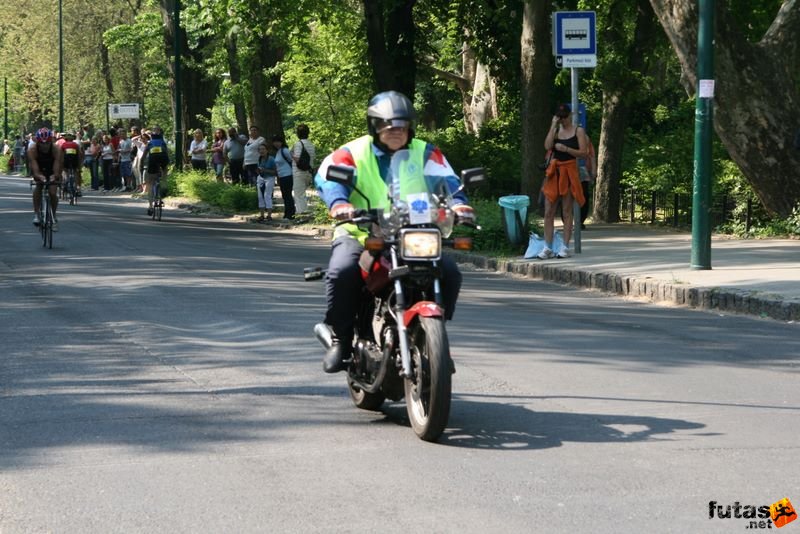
top-left (374, 119), bottom-right (411, 133)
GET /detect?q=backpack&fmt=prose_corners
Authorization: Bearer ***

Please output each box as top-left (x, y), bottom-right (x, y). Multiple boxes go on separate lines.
top-left (297, 140), bottom-right (312, 171)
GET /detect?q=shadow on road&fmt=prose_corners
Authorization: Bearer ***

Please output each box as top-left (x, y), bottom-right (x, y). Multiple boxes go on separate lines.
top-left (379, 395), bottom-right (707, 450)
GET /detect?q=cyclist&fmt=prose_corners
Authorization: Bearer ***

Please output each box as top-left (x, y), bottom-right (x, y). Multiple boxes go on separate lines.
top-left (29, 127), bottom-right (64, 230)
top-left (60, 131), bottom-right (83, 198)
top-left (142, 126), bottom-right (170, 216)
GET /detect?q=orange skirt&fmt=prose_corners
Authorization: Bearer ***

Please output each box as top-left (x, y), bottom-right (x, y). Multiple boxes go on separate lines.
top-left (543, 159), bottom-right (585, 206)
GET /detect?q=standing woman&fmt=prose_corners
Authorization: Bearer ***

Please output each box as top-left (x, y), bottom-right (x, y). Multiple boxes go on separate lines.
top-left (272, 135), bottom-right (295, 220)
top-left (243, 126), bottom-right (265, 186)
top-left (100, 134), bottom-right (116, 192)
top-left (210, 128), bottom-right (227, 182)
top-left (291, 123), bottom-right (315, 216)
top-left (188, 129), bottom-right (208, 171)
top-left (256, 143), bottom-right (277, 221)
top-left (540, 103), bottom-right (588, 259)
top-left (83, 134), bottom-right (100, 191)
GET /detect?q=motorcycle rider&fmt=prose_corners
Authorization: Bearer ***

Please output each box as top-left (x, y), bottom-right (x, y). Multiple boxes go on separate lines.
top-left (315, 91), bottom-right (476, 373)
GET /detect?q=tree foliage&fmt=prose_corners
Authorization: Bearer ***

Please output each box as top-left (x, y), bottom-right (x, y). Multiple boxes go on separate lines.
top-left (0, 0), bottom-right (797, 224)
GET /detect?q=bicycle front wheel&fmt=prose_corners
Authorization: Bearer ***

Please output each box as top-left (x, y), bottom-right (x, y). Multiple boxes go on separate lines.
top-left (42, 199), bottom-right (53, 249)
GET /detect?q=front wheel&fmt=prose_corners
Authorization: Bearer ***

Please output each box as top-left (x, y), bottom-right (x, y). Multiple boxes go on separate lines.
top-left (404, 316), bottom-right (451, 442)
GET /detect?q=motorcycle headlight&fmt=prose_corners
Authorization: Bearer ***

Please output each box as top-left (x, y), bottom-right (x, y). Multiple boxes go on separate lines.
top-left (400, 229), bottom-right (441, 260)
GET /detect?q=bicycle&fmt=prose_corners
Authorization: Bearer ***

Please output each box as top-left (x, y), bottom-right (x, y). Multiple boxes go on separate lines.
top-left (64, 168), bottom-right (78, 205)
top-left (149, 169), bottom-right (163, 221)
top-left (31, 177), bottom-right (59, 249)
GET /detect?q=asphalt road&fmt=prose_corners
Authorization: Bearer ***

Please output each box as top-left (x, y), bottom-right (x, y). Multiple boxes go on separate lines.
top-left (1, 175), bottom-right (799, 533)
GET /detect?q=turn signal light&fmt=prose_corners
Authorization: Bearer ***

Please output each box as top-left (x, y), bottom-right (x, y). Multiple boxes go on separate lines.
top-left (453, 237), bottom-right (473, 251)
top-left (365, 237), bottom-right (385, 251)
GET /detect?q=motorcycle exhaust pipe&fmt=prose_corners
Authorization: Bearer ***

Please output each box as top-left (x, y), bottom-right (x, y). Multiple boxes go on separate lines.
top-left (313, 323), bottom-right (334, 350)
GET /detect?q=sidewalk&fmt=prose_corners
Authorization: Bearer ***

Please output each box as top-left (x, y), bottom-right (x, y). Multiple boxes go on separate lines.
top-left (449, 224), bottom-right (800, 322)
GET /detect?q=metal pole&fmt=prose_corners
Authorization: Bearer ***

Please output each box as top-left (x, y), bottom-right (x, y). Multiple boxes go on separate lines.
top-left (58, 0), bottom-right (64, 132)
top-left (173, 0), bottom-right (183, 168)
top-left (691, 0), bottom-right (714, 270)
top-left (570, 67), bottom-right (582, 253)
top-left (4, 77), bottom-right (8, 140)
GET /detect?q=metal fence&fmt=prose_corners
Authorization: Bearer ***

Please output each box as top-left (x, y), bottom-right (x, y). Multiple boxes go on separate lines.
top-left (619, 188), bottom-right (755, 231)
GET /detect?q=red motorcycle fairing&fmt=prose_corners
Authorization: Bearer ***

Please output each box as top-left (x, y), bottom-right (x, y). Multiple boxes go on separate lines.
top-left (403, 301), bottom-right (444, 327)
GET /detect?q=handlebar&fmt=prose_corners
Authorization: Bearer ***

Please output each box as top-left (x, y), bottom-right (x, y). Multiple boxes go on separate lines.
top-left (333, 209), bottom-right (378, 227)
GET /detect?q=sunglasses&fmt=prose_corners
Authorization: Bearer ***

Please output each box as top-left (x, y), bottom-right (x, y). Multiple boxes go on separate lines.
top-left (375, 119), bottom-right (410, 133)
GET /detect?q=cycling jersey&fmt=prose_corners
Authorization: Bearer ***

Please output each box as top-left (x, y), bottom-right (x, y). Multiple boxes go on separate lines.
top-left (34, 142), bottom-right (55, 178)
top-left (146, 136), bottom-right (170, 173)
top-left (61, 141), bottom-right (80, 169)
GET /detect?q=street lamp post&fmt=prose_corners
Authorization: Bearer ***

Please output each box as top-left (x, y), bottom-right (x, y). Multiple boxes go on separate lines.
top-left (58, 0), bottom-right (64, 132)
top-left (4, 77), bottom-right (8, 140)
top-left (173, 0), bottom-right (183, 167)
top-left (691, 0), bottom-right (714, 270)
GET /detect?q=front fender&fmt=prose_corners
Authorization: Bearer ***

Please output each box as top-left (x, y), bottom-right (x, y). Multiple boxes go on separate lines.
top-left (403, 301), bottom-right (444, 327)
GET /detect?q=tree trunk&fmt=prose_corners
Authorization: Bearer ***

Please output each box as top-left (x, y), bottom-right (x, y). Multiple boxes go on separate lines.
top-left (363, 0), bottom-right (416, 98)
top-left (385, 0), bottom-right (416, 98)
top-left (649, 0), bottom-right (800, 216)
top-left (249, 35), bottom-right (284, 140)
top-left (160, 0), bottom-right (219, 162)
top-left (520, 0), bottom-right (553, 199)
top-left (99, 43), bottom-right (114, 100)
top-left (595, 90), bottom-right (626, 222)
top-left (225, 32), bottom-right (249, 134)
top-left (469, 61), bottom-right (498, 134)
top-left (594, 0), bottom-right (657, 222)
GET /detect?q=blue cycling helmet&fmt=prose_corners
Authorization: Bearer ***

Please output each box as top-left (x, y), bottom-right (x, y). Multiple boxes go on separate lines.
top-left (35, 127), bottom-right (53, 143)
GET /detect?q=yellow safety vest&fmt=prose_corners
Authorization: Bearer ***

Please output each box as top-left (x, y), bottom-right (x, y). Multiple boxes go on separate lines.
top-left (333, 135), bottom-right (428, 244)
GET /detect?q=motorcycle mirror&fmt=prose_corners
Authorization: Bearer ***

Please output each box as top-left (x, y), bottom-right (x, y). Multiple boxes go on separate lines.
top-left (326, 165), bottom-right (355, 186)
top-left (461, 167), bottom-right (486, 187)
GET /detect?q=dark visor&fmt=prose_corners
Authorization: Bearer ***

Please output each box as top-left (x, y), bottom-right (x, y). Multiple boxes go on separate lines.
top-left (375, 119), bottom-right (410, 132)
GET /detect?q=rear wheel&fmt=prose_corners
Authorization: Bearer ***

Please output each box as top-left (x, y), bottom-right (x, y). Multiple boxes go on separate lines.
top-left (404, 316), bottom-right (451, 442)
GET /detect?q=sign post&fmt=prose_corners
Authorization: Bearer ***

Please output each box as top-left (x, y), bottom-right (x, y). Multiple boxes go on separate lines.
top-left (108, 103), bottom-right (141, 121)
top-left (553, 11), bottom-right (596, 254)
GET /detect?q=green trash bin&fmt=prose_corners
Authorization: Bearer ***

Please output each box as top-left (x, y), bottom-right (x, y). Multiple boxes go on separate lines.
top-left (497, 195), bottom-right (530, 246)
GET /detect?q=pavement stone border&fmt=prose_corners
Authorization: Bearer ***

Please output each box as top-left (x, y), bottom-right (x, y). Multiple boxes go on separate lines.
top-left (448, 251), bottom-right (800, 323)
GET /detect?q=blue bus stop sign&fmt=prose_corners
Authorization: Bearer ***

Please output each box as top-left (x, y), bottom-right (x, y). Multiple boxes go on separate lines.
top-left (553, 11), bottom-right (597, 56)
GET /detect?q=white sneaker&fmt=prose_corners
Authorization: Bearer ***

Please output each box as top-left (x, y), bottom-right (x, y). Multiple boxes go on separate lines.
top-left (33, 214), bottom-right (40, 226)
top-left (537, 246), bottom-right (554, 260)
top-left (556, 244), bottom-right (571, 258)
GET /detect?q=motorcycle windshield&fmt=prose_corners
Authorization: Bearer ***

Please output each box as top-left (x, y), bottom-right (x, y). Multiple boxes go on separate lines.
top-left (385, 149), bottom-right (455, 236)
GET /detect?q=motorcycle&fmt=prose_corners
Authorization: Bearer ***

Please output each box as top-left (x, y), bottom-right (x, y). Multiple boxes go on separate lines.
top-left (306, 149), bottom-right (484, 442)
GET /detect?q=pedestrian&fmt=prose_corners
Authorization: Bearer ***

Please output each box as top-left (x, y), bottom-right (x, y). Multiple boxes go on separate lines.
top-left (539, 103), bottom-right (588, 259)
top-left (578, 135), bottom-right (597, 230)
top-left (109, 127), bottom-right (122, 190)
top-left (138, 130), bottom-right (151, 196)
top-left (256, 142), bottom-right (277, 222)
top-left (272, 134), bottom-right (295, 220)
top-left (188, 128), bottom-right (208, 171)
top-left (118, 129), bottom-right (134, 191)
top-left (130, 126), bottom-right (142, 191)
top-left (100, 134), bottom-right (116, 192)
top-left (83, 135), bottom-right (100, 190)
top-left (243, 126), bottom-right (265, 186)
top-left (210, 128), bottom-right (227, 182)
top-left (224, 127), bottom-right (247, 185)
top-left (13, 135), bottom-right (25, 172)
top-left (291, 124), bottom-right (316, 217)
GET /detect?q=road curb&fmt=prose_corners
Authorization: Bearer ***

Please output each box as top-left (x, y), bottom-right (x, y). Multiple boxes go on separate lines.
top-left (448, 251), bottom-right (800, 322)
